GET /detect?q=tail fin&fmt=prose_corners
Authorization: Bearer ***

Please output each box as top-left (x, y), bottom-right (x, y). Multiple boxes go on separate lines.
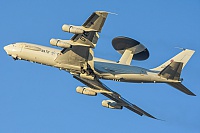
top-left (159, 62), bottom-right (183, 80)
top-left (152, 49), bottom-right (195, 71)
top-left (153, 49), bottom-right (196, 96)
top-left (158, 59), bottom-right (196, 96)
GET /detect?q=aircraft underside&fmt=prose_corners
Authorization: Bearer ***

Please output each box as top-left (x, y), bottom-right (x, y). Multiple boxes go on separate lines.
top-left (4, 11), bottom-right (196, 120)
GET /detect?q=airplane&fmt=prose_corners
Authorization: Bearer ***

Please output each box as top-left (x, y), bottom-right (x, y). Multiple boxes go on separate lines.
top-left (4, 11), bottom-right (195, 120)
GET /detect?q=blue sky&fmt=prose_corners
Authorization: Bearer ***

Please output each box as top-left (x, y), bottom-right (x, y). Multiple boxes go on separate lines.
top-left (1, 0), bottom-right (200, 133)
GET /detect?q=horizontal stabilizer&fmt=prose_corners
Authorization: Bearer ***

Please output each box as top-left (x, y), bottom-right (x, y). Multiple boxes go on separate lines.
top-left (167, 83), bottom-right (196, 96)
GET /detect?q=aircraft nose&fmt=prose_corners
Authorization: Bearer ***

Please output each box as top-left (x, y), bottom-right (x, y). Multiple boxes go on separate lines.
top-left (4, 44), bottom-right (13, 55)
top-left (4, 45), bottom-right (9, 52)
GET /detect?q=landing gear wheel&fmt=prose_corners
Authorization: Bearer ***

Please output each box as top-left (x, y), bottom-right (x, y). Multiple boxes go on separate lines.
top-left (12, 57), bottom-right (18, 60)
top-left (81, 68), bottom-right (86, 74)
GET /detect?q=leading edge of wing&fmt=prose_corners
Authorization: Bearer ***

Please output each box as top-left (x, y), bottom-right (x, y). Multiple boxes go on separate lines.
top-left (73, 75), bottom-right (158, 120)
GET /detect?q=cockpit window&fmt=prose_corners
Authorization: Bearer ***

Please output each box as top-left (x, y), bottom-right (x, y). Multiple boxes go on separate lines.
top-left (14, 43), bottom-right (25, 48)
top-left (24, 45), bottom-right (42, 51)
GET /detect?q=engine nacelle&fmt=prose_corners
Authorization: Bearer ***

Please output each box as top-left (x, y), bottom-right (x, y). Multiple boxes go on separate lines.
top-left (102, 100), bottom-right (123, 109)
top-left (76, 86), bottom-right (97, 96)
top-left (50, 38), bottom-right (72, 48)
top-left (62, 24), bottom-right (84, 34)
top-left (80, 73), bottom-right (95, 80)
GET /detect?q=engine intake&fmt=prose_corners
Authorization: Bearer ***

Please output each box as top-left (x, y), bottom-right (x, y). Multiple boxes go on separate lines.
top-left (76, 86), bottom-right (97, 96)
top-left (102, 100), bottom-right (123, 109)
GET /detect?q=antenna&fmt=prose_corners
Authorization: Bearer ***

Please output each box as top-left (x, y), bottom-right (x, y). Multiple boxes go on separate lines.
top-left (174, 47), bottom-right (186, 51)
top-left (107, 12), bottom-right (118, 15)
top-left (96, 11), bottom-right (118, 15)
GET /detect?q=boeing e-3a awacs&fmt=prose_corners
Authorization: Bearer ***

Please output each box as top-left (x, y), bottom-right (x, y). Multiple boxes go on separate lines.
top-left (4, 11), bottom-right (195, 119)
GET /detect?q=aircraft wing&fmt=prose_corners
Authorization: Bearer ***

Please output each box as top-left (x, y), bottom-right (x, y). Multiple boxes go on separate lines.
top-left (55, 11), bottom-right (109, 73)
top-left (73, 75), bottom-right (157, 119)
top-left (70, 11), bottom-right (108, 45)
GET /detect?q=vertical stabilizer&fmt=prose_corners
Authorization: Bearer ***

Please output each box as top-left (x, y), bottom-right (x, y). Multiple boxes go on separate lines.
top-left (159, 62), bottom-right (183, 80)
top-left (152, 49), bottom-right (195, 71)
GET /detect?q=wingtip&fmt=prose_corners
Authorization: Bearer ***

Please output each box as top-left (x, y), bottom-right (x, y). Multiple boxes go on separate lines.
top-left (187, 91), bottom-right (196, 96)
top-left (157, 118), bottom-right (166, 121)
top-left (143, 113), bottom-right (158, 120)
top-left (147, 115), bottom-right (165, 121)
top-left (190, 93), bottom-right (196, 96)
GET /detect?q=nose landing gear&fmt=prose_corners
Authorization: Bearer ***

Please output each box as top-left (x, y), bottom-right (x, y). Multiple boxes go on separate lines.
top-left (11, 55), bottom-right (20, 60)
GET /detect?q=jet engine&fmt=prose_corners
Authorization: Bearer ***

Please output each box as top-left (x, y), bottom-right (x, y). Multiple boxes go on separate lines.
top-left (62, 24), bottom-right (85, 34)
top-left (76, 86), bottom-right (97, 96)
top-left (50, 38), bottom-right (72, 48)
top-left (102, 100), bottom-right (123, 109)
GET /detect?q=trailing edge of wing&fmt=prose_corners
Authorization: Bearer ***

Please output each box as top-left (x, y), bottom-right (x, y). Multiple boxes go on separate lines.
top-left (73, 75), bottom-right (157, 119)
